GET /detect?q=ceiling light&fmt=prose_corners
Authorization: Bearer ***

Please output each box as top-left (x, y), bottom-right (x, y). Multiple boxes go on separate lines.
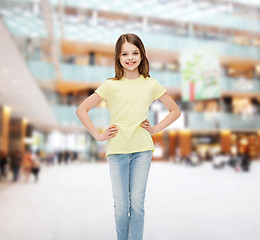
top-left (7, 21), bottom-right (17, 27)
top-left (255, 65), bottom-right (260, 73)
top-left (0, 9), bottom-right (12, 17)
top-left (20, 27), bottom-right (29, 33)
top-left (4, 105), bottom-right (12, 113)
top-left (106, 21), bottom-right (117, 28)
top-left (228, 68), bottom-right (235, 74)
top-left (24, 12), bottom-right (33, 18)
top-left (2, 68), bottom-right (9, 74)
top-left (12, 80), bottom-right (18, 86)
top-left (198, 2), bottom-right (210, 8)
top-left (100, 4), bottom-right (110, 10)
top-left (23, 118), bottom-right (28, 124)
top-left (227, 3), bottom-right (233, 13)
top-left (29, 32), bottom-right (40, 37)
top-left (32, 2), bottom-right (39, 14)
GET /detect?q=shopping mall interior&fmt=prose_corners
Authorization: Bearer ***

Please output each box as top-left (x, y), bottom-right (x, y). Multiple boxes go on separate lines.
top-left (0, 1), bottom-right (260, 240)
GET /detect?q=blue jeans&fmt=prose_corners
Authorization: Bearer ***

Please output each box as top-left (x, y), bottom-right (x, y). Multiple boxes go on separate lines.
top-left (108, 150), bottom-right (152, 240)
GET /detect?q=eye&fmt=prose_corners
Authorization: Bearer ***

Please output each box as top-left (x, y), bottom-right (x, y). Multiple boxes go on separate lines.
top-left (122, 53), bottom-right (127, 56)
top-left (134, 52), bottom-right (139, 55)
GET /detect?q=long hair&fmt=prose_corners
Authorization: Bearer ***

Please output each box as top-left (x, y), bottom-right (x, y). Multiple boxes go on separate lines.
top-left (108, 33), bottom-right (150, 80)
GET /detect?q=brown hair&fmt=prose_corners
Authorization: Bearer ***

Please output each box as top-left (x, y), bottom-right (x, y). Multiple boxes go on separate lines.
top-left (108, 33), bottom-right (150, 80)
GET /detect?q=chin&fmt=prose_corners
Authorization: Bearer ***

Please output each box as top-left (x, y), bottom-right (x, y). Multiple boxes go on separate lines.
top-left (124, 66), bottom-right (138, 71)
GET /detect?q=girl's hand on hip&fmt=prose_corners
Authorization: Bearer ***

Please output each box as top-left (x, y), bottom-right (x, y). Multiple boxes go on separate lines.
top-left (97, 125), bottom-right (118, 142)
top-left (140, 119), bottom-right (154, 135)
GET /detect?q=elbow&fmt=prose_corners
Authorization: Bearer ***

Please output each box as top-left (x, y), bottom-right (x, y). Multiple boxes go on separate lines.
top-left (177, 109), bottom-right (181, 118)
top-left (76, 107), bottom-right (81, 116)
top-left (76, 107), bottom-right (89, 116)
top-left (171, 108), bottom-right (181, 119)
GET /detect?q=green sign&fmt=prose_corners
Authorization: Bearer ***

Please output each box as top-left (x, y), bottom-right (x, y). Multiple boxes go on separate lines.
top-left (180, 45), bottom-right (220, 101)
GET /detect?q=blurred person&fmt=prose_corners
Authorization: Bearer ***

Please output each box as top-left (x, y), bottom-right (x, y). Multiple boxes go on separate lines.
top-left (173, 146), bottom-right (182, 163)
top-left (0, 150), bottom-right (8, 180)
top-left (71, 151), bottom-right (78, 163)
top-left (39, 150), bottom-right (46, 163)
top-left (212, 151), bottom-right (229, 169)
top-left (46, 152), bottom-right (55, 166)
top-left (22, 150), bottom-right (33, 183)
top-left (228, 145), bottom-right (239, 168)
top-left (212, 152), bottom-right (223, 169)
top-left (89, 135), bottom-right (98, 161)
top-left (57, 151), bottom-right (63, 164)
top-left (73, 151), bottom-right (78, 162)
top-left (24, 37), bottom-right (35, 60)
top-left (64, 150), bottom-right (70, 164)
top-left (205, 148), bottom-right (213, 161)
top-left (186, 150), bottom-right (202, 166)
top-left (240, 152), bottom-right (251, 172)
top-left (31, 151), bottom-right (41, 182)
top-left (10, 150), bottom-right (22, 182)
top-left (51, 152), bottom-right (56, 165)
top-left (76, 33), bottom-right (181, 240)
top-left (234, 151), bottom-right (251, 172)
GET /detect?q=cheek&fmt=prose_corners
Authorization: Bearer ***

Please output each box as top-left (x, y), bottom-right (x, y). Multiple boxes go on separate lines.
top-left (119, 57), bottom-right (125, 65)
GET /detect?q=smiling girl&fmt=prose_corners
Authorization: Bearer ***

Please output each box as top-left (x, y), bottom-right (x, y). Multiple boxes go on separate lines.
top-left (76, 33), bottom-right (181, 240)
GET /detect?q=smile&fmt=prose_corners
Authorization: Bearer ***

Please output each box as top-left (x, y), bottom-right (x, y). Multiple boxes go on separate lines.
top-left (126, 62), bottom-right (136, 65)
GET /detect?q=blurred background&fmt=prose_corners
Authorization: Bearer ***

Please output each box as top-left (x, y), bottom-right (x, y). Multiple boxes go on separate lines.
top-left (0, 0), bottom-right (260, 240)
top-left (1, 0), bottom-right (260, 163)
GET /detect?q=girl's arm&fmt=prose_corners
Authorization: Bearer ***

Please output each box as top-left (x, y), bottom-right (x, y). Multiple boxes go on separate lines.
top-left (76, 93), bottom-right (118, 142)
top-left (140, 92), bottom-right (181, 135)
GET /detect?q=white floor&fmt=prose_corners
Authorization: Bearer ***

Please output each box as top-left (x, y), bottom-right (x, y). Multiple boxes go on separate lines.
top-left (0, 160), bottom-right (259, 240)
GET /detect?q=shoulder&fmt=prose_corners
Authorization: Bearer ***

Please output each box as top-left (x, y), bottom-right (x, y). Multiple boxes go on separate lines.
top-left (103, 78), bottom-right (119, 84)
top-left (143, 76), bottom-right (158, 84)
top-left (143, 75), bottom-right (155, 81)
top-left (106, 77), bottom-right (120, 81)
top-left (98, 78), bottom-right (116, 87)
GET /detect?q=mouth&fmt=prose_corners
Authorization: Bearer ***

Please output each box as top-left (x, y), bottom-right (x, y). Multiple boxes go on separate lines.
top-left (126, 61), bottom-right (136, 65)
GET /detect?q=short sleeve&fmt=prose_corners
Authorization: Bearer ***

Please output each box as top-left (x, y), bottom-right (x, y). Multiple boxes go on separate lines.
top-left (153, 79), bottom-right (167, 100)
top-left (95, 81), bottom-right (110, 100)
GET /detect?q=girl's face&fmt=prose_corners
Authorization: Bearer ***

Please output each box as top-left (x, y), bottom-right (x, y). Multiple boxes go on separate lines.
top-left (119, 41), bottom-right (142, 74)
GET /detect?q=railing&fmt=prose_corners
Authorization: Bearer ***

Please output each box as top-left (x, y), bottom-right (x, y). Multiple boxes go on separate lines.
top-left (1, 1), bottom-right (260, 33)
top-left (27, 60), bottom-right (182, 88)
top-left (221, 113), bottom-right (260, 130)
top-left (186, 112), bottom-right (260, 130)
top-left (51, 105), bottom-right (260, 131)
top-left (58, 0), bottom-right (260, 33)
top-left (221, 77), bottom-right (260, 94)
top-left (28, 60), bottom-right (260, 93)
top-left (51, 105), bottom-right (156, 128)
top-left (28, 61), bottom-right (56, 80)
top-left (60, 64), bottom-right (114, 82)
top-left (1, 9), bottom-right (260, 60)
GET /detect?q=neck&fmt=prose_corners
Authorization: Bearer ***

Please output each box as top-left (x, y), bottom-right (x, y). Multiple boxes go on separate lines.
top-left (123, 69), bottom-right (141, 79)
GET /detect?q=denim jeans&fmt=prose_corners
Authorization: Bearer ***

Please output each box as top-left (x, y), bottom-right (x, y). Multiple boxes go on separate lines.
top-left (108, 150), bottom-right (152, 240)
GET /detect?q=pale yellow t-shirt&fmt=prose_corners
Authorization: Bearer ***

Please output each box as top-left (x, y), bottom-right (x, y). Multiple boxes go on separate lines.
top-left (95, 74), bottom-right (167, 157)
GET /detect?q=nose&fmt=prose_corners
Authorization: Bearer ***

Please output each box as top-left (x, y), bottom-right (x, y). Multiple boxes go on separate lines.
top-left (128, 54), bottom-right (133, 60)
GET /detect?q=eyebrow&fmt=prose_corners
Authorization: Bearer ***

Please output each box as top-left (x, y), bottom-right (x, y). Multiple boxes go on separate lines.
top-left (121, 50), bottom-right (140, 53)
